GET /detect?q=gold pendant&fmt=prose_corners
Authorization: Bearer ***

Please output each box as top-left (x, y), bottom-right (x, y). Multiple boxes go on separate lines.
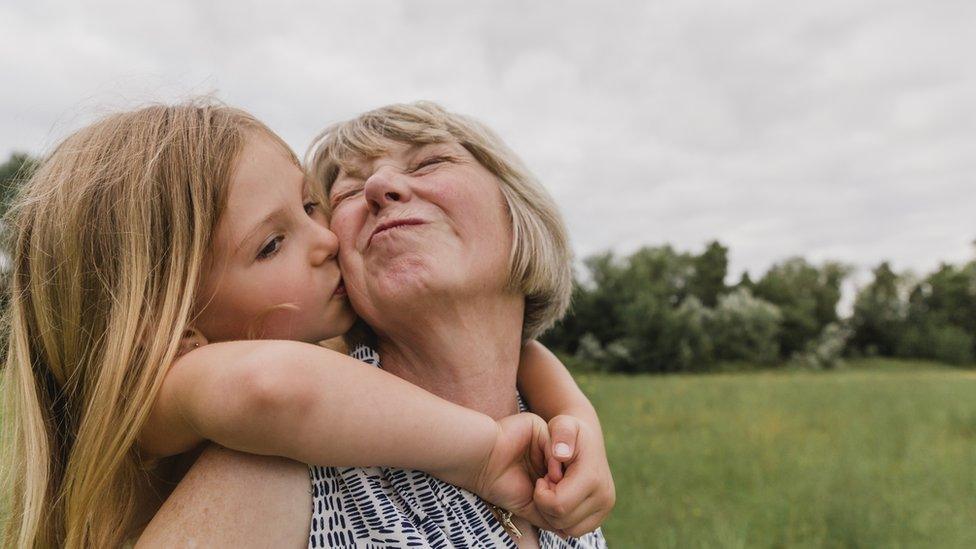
top-left (489, 505), bottom-right (523, 539)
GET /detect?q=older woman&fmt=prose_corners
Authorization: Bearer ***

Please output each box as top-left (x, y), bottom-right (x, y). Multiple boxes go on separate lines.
top-left (139, 103), bottom-right (612, 548)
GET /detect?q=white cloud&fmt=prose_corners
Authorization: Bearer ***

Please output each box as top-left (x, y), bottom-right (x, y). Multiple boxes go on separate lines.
top-left (3, 0), bottom-right (974, 288)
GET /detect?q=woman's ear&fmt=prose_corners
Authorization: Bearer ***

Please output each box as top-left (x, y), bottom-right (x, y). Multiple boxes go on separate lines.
top-left (176, 327), bottom-right (209, 358)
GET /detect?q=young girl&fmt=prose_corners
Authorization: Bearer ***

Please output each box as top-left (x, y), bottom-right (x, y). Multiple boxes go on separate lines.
top-left (0, 101), bottom-right (612, 547)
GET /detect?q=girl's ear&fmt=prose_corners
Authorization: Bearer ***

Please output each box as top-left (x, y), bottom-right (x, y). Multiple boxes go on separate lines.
top-left (176, 327), bottom-right (209, 358)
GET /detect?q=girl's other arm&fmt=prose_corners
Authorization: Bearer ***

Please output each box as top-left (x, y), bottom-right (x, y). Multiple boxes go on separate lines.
top-left (517, 341), bottom-right (601, 429)
top-left (517, 340), bottom-right (616, 537)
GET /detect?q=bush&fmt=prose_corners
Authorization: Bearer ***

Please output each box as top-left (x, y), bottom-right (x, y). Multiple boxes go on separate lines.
top-left (574, 332), bottom-right (631, 373)
top-left (613, 295), bottom-right (716, 373)
top-left (709, 288), bottom-right (782, 365)
top-left (848, 262), bottom-right (908, 356)
top-left (790, 322), bottom-right (851, 370)
top-left (898, 322), bottom-right (975, 366)
top-left (931, 325), bottom-right (975, 366)
top-left (753, 258), bottom-right (849, 358)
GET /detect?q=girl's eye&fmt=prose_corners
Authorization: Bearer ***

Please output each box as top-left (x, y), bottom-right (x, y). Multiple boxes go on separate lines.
top-left (304, 201), bottom-right (320, 216)
top-left (257, 236), bottom-right (283, 260)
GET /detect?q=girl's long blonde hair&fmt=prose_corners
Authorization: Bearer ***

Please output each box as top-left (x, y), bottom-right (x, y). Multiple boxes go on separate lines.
top-left (0, 100), bottom-right (286, 547)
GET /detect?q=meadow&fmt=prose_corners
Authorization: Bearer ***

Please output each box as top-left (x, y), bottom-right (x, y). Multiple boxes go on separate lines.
top-left (584, 359), bottom-right (976, 548)
top-left (3, 359), bottom-right (973, 546)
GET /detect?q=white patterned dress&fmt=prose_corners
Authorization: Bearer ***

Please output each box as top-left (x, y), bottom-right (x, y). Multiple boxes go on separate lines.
top-left (308, 345), bottom-right (608, 548)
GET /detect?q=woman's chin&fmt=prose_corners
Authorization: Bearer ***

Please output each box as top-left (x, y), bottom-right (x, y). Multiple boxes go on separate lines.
top-left (369, 255), bottom-right (436, 293)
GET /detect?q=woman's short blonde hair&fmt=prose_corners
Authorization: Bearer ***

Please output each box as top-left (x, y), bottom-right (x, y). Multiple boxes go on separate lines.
top-left (307, 101), bottom-right (573, 341)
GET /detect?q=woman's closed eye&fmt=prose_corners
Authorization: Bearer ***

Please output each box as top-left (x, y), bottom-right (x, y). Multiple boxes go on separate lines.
top-left (257, 235), bottom-right (284, 260)
top-left (410, 155), bottom-right (453, 173)
top-left (330, 186), bottom-right (362, 207)
top-left (329, 155), bottom-right (453, 206)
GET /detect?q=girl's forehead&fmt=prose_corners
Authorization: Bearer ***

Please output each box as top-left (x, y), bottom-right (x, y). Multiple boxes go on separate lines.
top-left (245, 128), bottom-right (300, 162)
top-left (217, 138), bottom-right (308, 238)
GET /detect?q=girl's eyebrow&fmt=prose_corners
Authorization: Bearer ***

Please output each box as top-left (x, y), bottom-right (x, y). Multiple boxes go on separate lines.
top-left (236, 176), bottom-right (310, 253)
top-left (235, 209), bottom-right (286, 253)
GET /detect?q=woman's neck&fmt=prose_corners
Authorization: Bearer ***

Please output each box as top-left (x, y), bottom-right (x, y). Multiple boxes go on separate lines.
top-left (375, 295), bottom-right (524, 420)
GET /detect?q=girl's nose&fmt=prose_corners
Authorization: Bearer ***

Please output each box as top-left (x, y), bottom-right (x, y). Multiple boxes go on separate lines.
top-left (310, 223), bottom-right (339, 266)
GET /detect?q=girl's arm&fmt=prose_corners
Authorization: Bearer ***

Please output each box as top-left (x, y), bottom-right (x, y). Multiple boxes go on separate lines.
top-left (517, 340), bottom-right (616, 537)
top-left (139, 339), bottom-right (556, 527)
top-left (517, 341), bottom-right (601, 430)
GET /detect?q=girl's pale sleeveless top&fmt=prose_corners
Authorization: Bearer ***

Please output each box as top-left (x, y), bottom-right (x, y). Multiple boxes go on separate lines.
top-left (307, 345), bottom-right (608, 548)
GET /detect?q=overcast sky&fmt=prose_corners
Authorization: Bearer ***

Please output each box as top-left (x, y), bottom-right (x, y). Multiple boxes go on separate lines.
top-left (3, 0), bottom-right (974, 295)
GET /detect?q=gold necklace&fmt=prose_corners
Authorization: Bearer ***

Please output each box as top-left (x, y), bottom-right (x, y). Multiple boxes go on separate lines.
top-left (488, 504), bottom-right (524, 539)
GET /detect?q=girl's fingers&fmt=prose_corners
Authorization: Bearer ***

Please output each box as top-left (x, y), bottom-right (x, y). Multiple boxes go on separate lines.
top-left (535, 476), bottom-right (554, 499)
top-left (515, 503), bottom-right (558, 533)
top-left (547, 415), bottom-right (581, 464)
top-left (547, 496), bottom-right (596, 531)
top-left (543, 466), bottom-right (595, 515)
top-left (560, 508), bottom-right (607, 539)
top-left (546, 453), bottom-right (564, 483)
top-left (534, 475), bottom-right (597, 525)
top-left (534, 416), bottom-right (614, 536)
top-left (541, 492), bottom-right (605, 535)
top-left (527, 413), bottom-right (551, 477)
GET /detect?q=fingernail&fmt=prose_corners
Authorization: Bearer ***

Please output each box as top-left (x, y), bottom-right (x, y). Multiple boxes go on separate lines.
top-left (554, 442), bottom-right (572, 458)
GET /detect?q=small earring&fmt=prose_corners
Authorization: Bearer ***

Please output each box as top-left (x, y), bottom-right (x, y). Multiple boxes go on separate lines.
top-left (192, 342), bottom-right (200, 348)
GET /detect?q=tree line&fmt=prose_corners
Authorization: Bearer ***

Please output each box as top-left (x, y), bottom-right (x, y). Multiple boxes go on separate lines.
top-left (541, 240), bottom-right (976, 373)
top-left (2, 153), bottom-right (973, 373)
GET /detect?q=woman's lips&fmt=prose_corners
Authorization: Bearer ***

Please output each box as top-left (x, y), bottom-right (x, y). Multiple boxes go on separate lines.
top-left (367, 218), bottom-right (426, 247)
top-left (333, 280), bottom-right (346, 297)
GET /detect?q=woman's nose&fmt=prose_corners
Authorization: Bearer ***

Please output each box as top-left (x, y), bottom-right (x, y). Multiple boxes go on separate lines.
top-left (364, 165), bottom-right (412, 215)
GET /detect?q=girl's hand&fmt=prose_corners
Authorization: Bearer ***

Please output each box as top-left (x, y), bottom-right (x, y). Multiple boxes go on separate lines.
top-left (533, 415), bottom-right (616, 538)
top-left (470, 413), bottom-right (562, 531)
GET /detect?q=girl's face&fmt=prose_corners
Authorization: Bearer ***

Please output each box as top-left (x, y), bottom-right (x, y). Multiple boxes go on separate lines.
top-left (192, 133), bottom-right (356, 343)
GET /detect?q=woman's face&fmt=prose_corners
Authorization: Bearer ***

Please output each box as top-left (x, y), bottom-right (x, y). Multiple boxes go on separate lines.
top-left (327, 139), bottom-right (514, 325)
top-left (193, 133), bottom-right (356, 343)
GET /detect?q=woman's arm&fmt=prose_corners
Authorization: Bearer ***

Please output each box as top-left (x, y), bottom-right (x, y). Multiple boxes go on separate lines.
top-left (516, 340), bottom-right (616, 537)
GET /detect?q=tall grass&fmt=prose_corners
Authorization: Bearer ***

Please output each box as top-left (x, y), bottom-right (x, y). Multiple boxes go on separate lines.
top-left (584, 359), bottom-right (976, 548)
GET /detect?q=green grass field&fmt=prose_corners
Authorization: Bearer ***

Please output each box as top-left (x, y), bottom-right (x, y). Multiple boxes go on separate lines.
top-left (4, 359), bottom-right (973, 546)
top-left (582, 360), bottom-right (976, 548)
